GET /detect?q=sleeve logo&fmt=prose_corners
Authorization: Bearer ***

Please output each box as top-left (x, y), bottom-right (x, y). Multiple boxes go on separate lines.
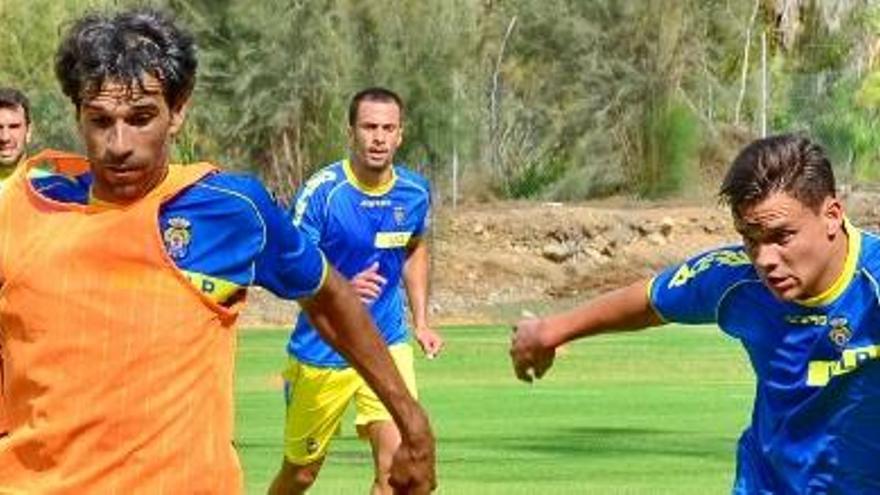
top-left (667, 249), bottom-right (751, 288)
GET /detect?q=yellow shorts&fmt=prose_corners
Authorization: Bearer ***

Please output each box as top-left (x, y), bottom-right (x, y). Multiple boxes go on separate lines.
top-left (281, 342), bottom-right (418, 464)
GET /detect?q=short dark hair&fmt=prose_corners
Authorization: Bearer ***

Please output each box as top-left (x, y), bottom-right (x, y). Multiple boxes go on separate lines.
top-left (720, 134), bottom-right (836, 215)
top-left (0, 87), bottom-right (30, 124)
top-left (348, 87), bottom-right (404, 126)
top-left (54, 8), bottom-right (197, 110)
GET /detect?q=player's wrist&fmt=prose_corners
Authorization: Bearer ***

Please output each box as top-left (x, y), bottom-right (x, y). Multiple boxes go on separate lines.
top-left (537, 318), bottom-right (565, 350)
top-left (412, 316), bottom-right (430, 331)
top-left (395, 400), bottom-right (433, 442)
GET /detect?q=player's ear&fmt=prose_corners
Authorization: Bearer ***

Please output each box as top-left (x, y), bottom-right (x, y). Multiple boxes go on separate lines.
top-left (168, 97), bottom-right (191, 137)
top-left (822, 196), bottom-right (843, 237)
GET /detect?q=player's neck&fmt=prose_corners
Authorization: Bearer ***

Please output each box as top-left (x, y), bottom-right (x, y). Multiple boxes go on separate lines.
top-left (811, 228), bottom-right (851, 298)
top-left (348, 158), bottom-right (393, 188)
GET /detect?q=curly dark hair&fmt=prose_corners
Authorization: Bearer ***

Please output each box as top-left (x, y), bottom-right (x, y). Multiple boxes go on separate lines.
top-left (720, 134), bottom-right (836, 215)
top-left (55, 8), bottom-right (197, 109)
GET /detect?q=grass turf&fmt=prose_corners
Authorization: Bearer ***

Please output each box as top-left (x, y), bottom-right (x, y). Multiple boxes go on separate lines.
top-left (235, 324), bottom-right (754, 494)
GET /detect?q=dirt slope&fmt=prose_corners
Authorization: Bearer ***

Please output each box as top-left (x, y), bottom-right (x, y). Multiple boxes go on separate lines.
top-left (240, 192), bottom-right (880, 327)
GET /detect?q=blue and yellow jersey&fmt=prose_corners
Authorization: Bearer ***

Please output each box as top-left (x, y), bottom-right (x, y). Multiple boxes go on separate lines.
top-left (650, 224), bottom-right (880, 493)
top-left (29, 167), bottom-right (328, 303)
top-left (288, 159), bottom-right (431, 368)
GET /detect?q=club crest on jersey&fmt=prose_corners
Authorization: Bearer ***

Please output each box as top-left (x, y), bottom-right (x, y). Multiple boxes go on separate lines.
top-left (163, 217), bottom-right (192, 260)
top-left (828, 317), bottom-right (852, 349)
top-left (393, 205), bottom-right (406, 225)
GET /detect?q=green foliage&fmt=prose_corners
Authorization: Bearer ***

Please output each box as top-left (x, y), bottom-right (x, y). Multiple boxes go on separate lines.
top-left (0, 0), bottom-right (877, 199)
top-left (812, 77), bottom-right (880, 185)
top-left (788, 1), bottom-right (855, 73)
top-left (0, 0), bottom-right (109, 152)
top-left (506, 156), bottom-right (567, 199)
top-left (855, 70), bottom-right (880, 108)
top-left (170, 0), bottom-right (482, 199)
top-left (483, 0), bottom-right (754, 200)
top-left (639, 100), bottom-right (702, 198)
top-left (774, 52), bottom-right (880, 187)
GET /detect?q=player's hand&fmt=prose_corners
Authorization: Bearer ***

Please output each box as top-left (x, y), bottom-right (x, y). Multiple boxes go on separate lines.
top-left (389, 406), bottom-right (437, 494)
top-left (509, 316), bottom-right (556, 383)
top-left (414, 326), bottom-right (444, 359)
top-left (351, 262), bottom-right (387, 303)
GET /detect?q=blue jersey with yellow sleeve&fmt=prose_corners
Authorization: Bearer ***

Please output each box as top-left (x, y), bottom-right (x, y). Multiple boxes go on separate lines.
top-left (29, 167), bottom-right (327, 303)
top-left (650, 225), bottom-right (880, 494)
top-left (288, 159), bottom-right (431, 368)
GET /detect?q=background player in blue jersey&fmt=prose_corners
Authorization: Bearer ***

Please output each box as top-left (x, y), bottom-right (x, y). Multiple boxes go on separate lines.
top-left (271, 87), bottom-right (444, 495)
top-left (510, 134), bottom-right (880, 493)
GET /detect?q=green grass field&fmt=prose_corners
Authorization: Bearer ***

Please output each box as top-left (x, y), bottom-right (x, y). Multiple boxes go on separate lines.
top-left (235, 325), bottom-right (755, 494)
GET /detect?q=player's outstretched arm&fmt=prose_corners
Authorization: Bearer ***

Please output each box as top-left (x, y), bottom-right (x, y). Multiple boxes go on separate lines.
top-left (300, 268), bottom-right (437, 494)
top-left (510, 278), bottom-right (663, 383)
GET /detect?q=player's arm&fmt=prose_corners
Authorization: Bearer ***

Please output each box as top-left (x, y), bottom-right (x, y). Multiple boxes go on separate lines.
top-left (403, 236), bottom-right (443, 358)
top-left (511, 246), bottom-right (748, 383)
top-left (300, 269), bottom-right (436, 493)
top-left (510, 278), bottom-right (663, 383)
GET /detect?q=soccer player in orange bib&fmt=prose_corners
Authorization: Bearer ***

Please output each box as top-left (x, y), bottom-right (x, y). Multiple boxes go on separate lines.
top-left (0, 8), bottom-right (435, 494)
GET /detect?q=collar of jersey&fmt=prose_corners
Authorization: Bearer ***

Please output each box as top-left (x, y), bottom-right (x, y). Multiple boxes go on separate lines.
top-left (796, 218), bottom-right (861, 307)
top-left (342, 158), bottom-right (396, 196)
top-left (87, 165), bottom-right (180, 210)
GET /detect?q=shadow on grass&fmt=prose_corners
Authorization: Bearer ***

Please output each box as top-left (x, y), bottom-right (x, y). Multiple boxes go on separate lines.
top-left (237, 440), bottom-right (372, 464)
top-left (241, 426), bottom-right (735, 462)
top-left (439, 425), bottom-right (734, 462)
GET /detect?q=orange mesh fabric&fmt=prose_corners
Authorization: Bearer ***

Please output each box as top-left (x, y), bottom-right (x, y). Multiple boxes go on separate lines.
top-left (0, 356), bottom-right (5, 436)
top-left (0, 150), bottom-right (244, 494)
